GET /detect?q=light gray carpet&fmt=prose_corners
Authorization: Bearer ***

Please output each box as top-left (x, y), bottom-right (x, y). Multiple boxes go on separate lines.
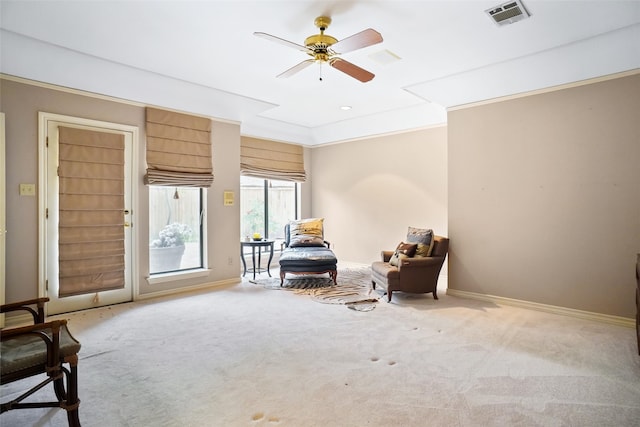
top-left (2, 266), bottom-right (639, 426)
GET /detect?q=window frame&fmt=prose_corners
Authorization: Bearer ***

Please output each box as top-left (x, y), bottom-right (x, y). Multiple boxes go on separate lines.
top-left (148, 185), bottom-right (206, 278)
top-left (241, 177), bottom-right (299, 246)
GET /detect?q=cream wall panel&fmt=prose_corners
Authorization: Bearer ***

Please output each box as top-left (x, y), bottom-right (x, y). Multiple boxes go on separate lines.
top-left (448, 72), bottom-right (640, 318)
top-left (310, 127), bottom-right (448, 266)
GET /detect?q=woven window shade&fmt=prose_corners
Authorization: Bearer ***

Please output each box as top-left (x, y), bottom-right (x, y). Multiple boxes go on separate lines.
top-left (58, 126), bottom-right (125, 297)
top-left (145, 107), bottom-right (214, 187)
top-left (240, 137), bottom-right (306, 182)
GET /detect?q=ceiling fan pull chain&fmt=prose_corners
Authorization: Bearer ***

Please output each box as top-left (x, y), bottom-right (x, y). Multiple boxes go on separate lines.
top-left (319, 62), bottom-right (323, 81)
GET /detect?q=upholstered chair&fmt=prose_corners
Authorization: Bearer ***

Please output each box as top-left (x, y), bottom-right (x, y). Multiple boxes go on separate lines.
top-left (279, 218), bottom-right (338, 285)
top-left (371, 233), bottom-right (449, 302)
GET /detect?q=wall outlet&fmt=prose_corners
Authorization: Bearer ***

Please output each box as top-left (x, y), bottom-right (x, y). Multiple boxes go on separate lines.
top-left (227, 256), bottom-right (233, 265)
top-left (19, 183), bottom-right (36, 196)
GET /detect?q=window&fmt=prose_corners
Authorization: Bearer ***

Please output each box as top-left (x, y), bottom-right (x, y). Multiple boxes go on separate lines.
top-left (149, 186), bottom-right (203, 274)
top-left (241, 176), bottom-right (297, 242)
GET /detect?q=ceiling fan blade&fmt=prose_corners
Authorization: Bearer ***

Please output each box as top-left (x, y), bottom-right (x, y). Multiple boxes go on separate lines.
top-left (254, 32), bottom-right (313, 54)
top-left (331, 28), bottom-right (383, 54)
top-left (329, 58), bottom-right (375, 82)
top-left (277, 59), bottom-right (315, 78)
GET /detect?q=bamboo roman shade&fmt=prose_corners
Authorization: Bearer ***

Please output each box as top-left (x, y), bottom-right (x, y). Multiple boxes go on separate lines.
top-left (58, 126), bottom-right (125, 297)
top-left (145, 107), bottom-right (214, 187)
top-left (240, 136), bottom-right (306, 182)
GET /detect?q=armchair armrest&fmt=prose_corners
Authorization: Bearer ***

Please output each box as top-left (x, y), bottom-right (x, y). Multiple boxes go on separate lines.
top-left (1, 298), bottom-right (49, 324)
top-left (381, 250), bottom-right (394, 262)
top-left (1, 319), bottom-right (66, 340)
top-left (397, 256), bottom-right (446, 285)
top-left (397, 256), bottom-right (444, 269)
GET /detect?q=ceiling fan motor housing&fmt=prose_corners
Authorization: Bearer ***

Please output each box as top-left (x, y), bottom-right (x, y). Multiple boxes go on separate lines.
top-left (305, 16), bottom-right (337, 61)
top-left (305, 35), bottom-right (337, 61)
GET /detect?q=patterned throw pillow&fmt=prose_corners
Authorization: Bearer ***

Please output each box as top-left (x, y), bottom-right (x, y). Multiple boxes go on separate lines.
top-left (389, 242), bottom-right (418, 266)
top-left (289, 218), bottom-right (325, 247)
top-left (406, 227), bottom-right (435, 257)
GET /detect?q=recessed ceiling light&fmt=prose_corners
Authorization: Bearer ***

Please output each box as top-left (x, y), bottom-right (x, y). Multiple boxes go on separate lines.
top-left (340, 105), bottom-right (352, 111)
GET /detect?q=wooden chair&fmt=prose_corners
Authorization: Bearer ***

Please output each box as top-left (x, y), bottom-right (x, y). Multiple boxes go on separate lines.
top-left (1, 298), bottom-right (81, 426)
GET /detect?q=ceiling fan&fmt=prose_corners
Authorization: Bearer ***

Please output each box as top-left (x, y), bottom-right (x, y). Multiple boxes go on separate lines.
top-left (254, 16), bottom-right (383, 83)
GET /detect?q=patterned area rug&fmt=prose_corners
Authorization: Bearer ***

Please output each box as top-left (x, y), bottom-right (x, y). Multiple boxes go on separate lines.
top-left (250, 267), bottom-right (379, 311)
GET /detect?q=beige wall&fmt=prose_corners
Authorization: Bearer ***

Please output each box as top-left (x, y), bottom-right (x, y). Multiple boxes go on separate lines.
top-left (4, 72), bottom-right (637, 319)
top-left (448, 72), bottom-right (640, 318)
top-left (310, 127), bottom-right (448, 266)
top-left (1, 78), bottom-right (242, 302)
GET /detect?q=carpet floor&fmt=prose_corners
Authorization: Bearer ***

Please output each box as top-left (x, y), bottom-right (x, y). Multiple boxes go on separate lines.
top-left (2, 266), bottom-right (639, 426)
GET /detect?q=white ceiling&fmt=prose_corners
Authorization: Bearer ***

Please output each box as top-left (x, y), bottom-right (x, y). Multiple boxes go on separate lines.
top-left (1, 0), bottom-right (639, 146)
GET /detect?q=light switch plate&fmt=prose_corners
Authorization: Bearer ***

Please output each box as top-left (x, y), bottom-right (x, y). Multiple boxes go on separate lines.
top-left (223, 190), bottom-right (234, 206)
top-left (19, 183), bottom-right (36, 196)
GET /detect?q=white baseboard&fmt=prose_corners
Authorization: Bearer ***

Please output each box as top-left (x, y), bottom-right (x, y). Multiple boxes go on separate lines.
top-left (3, 279), bottom-right (239, 326)
top-left (446, 288), bottom-right (635, 328)
top-left (136, 278), bottom-right (239, 301)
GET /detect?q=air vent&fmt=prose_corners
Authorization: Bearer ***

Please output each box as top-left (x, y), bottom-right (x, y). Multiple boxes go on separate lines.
top-left (486, 0), bottom-right (531, 26)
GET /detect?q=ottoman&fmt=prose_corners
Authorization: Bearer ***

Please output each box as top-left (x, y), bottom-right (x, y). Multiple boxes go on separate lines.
top-left (279, 246), bottom-right (338, 285)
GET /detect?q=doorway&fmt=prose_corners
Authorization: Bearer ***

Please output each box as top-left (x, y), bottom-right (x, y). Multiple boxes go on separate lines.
top-left (0, 113), bottom-right (5, 326)
top-left (39, 112), bottom-right (138, 315)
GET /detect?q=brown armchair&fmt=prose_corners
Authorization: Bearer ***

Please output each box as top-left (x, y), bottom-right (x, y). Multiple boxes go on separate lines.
top-left (1, 298), bottom-right (81, 426)
top-left (372, 235), bottom-right (449, 302)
